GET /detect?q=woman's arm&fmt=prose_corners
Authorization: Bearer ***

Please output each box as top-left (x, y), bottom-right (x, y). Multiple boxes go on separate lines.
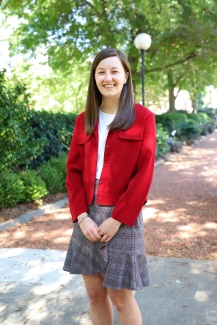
top-left (66, 118), bottom-right (102, 242)
top-left (108, 112), bottom-right (156, 227)
top-left (66, 117), bottom-right (89, 221)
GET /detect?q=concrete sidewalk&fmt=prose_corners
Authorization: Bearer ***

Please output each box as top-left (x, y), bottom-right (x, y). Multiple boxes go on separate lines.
top-left (0, 248), bottom-right (216, 325)
top-left (0, 132), bottom-right (216, 324)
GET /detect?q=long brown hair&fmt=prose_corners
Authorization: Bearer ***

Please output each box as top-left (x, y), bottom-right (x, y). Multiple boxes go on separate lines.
top-left (85, 48), bottom-right (135, 134)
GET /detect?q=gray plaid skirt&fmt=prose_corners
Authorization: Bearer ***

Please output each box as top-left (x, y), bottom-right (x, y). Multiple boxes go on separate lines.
top-left (63, 180), bottom-right (149, 290)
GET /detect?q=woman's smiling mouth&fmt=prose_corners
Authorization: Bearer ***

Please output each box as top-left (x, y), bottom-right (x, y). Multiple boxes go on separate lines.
top-left (104, 84), bottom-right (115, 89)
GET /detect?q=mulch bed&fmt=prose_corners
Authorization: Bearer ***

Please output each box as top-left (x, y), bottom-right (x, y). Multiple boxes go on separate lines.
top-left (0, 133), bottom-right (217, 261)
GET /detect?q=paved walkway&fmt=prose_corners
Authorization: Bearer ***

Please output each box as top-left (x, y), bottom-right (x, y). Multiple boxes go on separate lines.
top-left (0, 249), bottom-right (216, 325)
top-left (0, 133), bottom-right (217, 325)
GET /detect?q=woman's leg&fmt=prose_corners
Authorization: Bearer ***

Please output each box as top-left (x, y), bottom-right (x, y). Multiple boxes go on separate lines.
top-left (82, 273), bottom-right (114, 325)
top-left (108, 288), bottom-right (142, 325)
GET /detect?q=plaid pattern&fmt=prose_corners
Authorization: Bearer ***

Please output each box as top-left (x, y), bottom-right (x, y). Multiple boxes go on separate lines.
top-left (63, 180), bottom-right (149, 290)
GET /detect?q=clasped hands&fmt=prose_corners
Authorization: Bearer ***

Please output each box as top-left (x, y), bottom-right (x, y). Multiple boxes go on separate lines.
top-left (79, 216), bottom-right (121, 243)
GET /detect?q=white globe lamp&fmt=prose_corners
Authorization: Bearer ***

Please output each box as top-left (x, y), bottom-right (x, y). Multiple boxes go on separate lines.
top-left (134, 33), bottom-right (152, 106)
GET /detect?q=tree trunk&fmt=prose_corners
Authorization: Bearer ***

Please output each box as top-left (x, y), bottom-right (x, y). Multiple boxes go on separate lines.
top-left (128, 52), bottom-right (139, 100)
top-left (167, 71), bottom-right (176, 112)
top-left (191, 98), bottom-right (197, 113)
top-left (168, 86), bottom-right (176, 111)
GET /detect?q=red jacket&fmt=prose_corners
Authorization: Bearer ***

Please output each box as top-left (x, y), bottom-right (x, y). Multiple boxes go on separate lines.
top-left (66, 103), bottom-right (156, 226)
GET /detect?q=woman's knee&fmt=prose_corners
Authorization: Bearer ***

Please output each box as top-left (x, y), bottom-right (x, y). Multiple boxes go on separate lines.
top-left (88, 288), bottom-right (108, 306)
top-left (82, 274), bottom-right (108, 305)
top-left (108, 289), bottom-right (134, 312)
top-left (109, 296), bottom-right (125, 313)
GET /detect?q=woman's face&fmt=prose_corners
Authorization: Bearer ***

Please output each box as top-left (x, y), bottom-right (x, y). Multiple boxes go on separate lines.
top-left (95, 56), bottom-right (129, 101)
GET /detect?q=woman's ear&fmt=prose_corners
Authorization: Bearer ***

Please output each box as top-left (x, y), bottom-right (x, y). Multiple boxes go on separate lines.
top-left (124, 72), bottom-right (129, 84)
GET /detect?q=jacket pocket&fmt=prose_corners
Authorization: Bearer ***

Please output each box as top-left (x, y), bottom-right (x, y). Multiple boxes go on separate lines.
top-left (119, 128), bottom-right (143, 140)
top-left (76, 133), bottom-right (91, 144)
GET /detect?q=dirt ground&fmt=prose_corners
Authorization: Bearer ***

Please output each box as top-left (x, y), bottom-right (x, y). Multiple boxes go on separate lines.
top-left (0, 133), bottom-right (217, 261)
top-left (0, 192), bottom-right (67, 223)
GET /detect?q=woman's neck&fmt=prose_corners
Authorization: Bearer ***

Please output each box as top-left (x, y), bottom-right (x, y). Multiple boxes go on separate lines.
top-left (100, 98), bottom-right (119, 114)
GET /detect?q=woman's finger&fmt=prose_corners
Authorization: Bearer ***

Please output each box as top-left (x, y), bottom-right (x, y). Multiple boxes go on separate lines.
top-left (100, 234), bottom-right (111, 242)
top-left (80, 218), bottom-right (101, 241)
top-left (87, 233), bottom-right (98, 242)
top-left (92, 227), bottom-right (102, 240)
top-left (89, 228), bottom-right (103, 242)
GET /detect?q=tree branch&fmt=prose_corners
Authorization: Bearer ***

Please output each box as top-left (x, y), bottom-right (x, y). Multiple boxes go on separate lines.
top-left (82, 0), bottom-right (100, 16)
top-left (146, 52), bottom-right (197, 73)
top-left (175, 88), bottom-right (182, 99)
top-left (174, 73), bottom-right (185, 88)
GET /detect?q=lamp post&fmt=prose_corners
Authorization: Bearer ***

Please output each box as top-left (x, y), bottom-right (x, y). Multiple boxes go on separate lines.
top-left (134, 33), bottom-right (152, 106)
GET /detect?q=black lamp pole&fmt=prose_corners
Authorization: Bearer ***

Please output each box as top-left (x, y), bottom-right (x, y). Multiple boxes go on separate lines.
top-left (141, 49), bottom-right (145, 106)
top-left (134, 33), bottom-right (151, 107)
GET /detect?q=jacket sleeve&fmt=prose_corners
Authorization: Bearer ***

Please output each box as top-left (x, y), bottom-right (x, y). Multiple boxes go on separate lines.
top-left (111, 112), bottom-right (156, 226)
top-left (66, 117), bottom-right (88, 222)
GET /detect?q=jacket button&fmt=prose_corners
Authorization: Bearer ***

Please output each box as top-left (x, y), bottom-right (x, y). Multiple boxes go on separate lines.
top-left (98, 196), bottom-right (102, 200)
top-left (106, 145), bottom-right (109, 148)
top-left (100, 180), bottom-right (103, 183)
top-left (104, 164), bottom-right (108, 167)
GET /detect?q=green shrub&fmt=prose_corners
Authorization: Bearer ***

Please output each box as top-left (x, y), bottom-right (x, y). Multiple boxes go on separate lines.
top-left (0, 152), bottom-right (67, 209)
top-left (19, 171), bottom-right (48, 202)
top-left (29, 110), bottom-right (77, 169)
top-left (187, 112), bottom-right (214, 136)
top-left (180, 120), bottom-right (202, 140)
top-left (156, 125), bottom-right (169, 158)
top-left (187, 112), bottom-right (210, 124)
top-left (156, 111), bottom-right (213, 143)
top-left (0, 171), bottom-right (25, 209)
top-left (0, 70), bottom-right (44, 172)
top-left (38, 165), bottom-right (65, 193)
top-left (38, 152), bottom-right (67, 193)
top-left (198, 108), bottom-right (217, 119)
top-left (156, 112), bottom-right (188, 134)
top-left (47, 152), bottom-right (67, 177)
top-left (0, 70), bottom-right (77, 171)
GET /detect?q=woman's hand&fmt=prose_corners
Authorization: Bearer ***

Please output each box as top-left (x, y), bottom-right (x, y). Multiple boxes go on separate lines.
top-left (98, 218), bottom-right (122, 242)
top-left (79, 217), bottom-right (102, 242)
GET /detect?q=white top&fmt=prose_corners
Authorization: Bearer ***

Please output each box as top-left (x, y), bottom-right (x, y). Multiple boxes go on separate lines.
top-left (96, 109), bottom-right (116, 179)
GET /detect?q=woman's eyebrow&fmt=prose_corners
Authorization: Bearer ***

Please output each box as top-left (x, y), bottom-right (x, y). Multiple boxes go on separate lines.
top-left (96, 66), bottom-right (120, 70)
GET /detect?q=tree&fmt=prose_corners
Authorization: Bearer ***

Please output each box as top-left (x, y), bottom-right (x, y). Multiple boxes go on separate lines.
top-left (10, 53), bottom-right (90, 113)
top-left (1, 0), bottom-right (217, 111)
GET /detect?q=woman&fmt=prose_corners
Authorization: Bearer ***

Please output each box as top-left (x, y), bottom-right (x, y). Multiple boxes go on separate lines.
top-left (63, 48), bottom-right (156, 325)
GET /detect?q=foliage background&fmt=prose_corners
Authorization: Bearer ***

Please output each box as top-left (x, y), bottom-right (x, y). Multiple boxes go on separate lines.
top-left (0, 0), bottom-right (217, 209)
top-left (1, 0), bottom-right (217, 113)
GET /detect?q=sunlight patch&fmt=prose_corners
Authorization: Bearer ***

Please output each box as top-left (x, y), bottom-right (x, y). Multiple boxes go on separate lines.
top-left (204, 222), bottom-right (217, 229)
top-left (55, 213), bottom-right (70, 220)
top-left (14, 231), bottom-right (26, 238)
top-left (142, 207), bottom-right (158, 220)
top-left (194, 290), bottom-right (209, 302)
top-left (64, 229), bottom-right (73, 235)
top-left (32, 232), bottom-right (45, 237)
top-left (53, 237), bottom-right (68, 243)
top-left (145, 199), bottom-right (167, 205)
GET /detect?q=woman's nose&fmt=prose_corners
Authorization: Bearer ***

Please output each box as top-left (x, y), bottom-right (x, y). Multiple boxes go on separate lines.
top-left (104, 72), bottom-right (112, 81)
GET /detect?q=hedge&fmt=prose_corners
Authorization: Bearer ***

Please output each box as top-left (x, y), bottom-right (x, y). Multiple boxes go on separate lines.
top-left (156, 124), bottom-right (169, 158)
top-left (0, 70), bottom-right (44, 172)
top-left (0, 70), bottom-right (77, 171)
top-left (155, 111), bottom-right (214, 142)
top-left (29, 110), bottom-right (77, 169)
top-left (0, 153), bottom-right (67, 209)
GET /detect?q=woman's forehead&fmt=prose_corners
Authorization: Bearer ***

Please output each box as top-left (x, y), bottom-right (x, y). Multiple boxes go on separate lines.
top-left (96, 56), bottom-right (123, 70)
